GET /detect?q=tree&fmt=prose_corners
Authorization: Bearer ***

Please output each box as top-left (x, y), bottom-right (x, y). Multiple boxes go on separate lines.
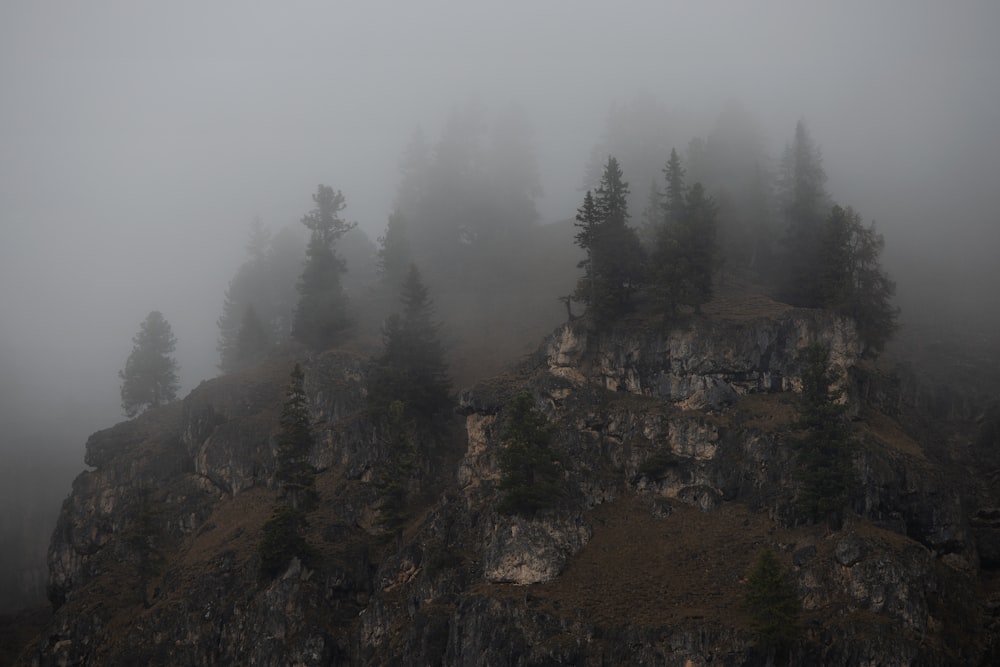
top-left (275, 363), bottom-right (316, 511)
top-left (497, 393), bottom-right (565, 517)
top-left (372, 401), bottom-right (415, 541)
top-left (818, 206), bottom-right (899, 356)
top-left (369, 265), bottom-right (451, 423)
top-left (376, 210), bottom-right (411, 289)
top-left (258, 363), bottom-right (316, 581)
top-left (743, 549), bottom-right (800, 658)
top-left (650, 151), bottom-right (720, 316)
top-left (292, 185), bottom-right (357, 350)
top-left (119, 311), bottom-right (179, 418)
top-left (662, 148), bottom-right (687, 226)
top-left (777, 121), bottom-right (829, 306)
top-left (794, 344), bottom-right (855, 527)
top-left (573, 157), bottom-right (645, 327)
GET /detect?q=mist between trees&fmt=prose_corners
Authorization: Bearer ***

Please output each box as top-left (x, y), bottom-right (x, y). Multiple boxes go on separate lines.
top-left (204, 102), bottom-right (896, 405)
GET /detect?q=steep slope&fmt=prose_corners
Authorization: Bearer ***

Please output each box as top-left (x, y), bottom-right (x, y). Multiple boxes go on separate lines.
top-left (13, 297), bottom-right (1000, 665)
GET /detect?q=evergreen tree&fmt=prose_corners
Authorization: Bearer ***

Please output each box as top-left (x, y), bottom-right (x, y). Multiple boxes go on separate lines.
top-left (233, 305), bottom-right (271, 370)
top-left (258, 363), bottom-right (316, 581)
top-left (662, 148), bottom-right (687, 226)
top-left (794, 345), bottom-right (855, 527)
top-left (675, 183), bottom-right (720, 312)
top-left (125, 486), bottom-right (163, 608)
top-left (369, 265), bottom-right (451, 423)
top-left (217, 218), bottom-right (303, 371)
top-left (777, 121), bottom-right (829, 306)
top-left (818, 206), bottom-right (899, 356)
top-left (573, 157), bottom-right (645, 327)
top-left (292, 185), bottom-right (356, 350)
top-left (275, 363), bottom-right (316, 511)
top-left (743, 549), bottom-right (800, 657)
top-left (637, 179), bottom-right (662, 250)
top-left (650, 151), bottom-right (719, 315)
top-left (119, 311), bottom-right (179, 418)
top-left (497, 393), bottom-right (565, 517)
top-left (376, 210), bottom-right (411, 288)
top-left (372, 401), bottom-right (415, 541)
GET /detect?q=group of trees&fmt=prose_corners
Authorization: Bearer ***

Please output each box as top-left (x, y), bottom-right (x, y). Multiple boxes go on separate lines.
top-left (571, 116), bottom-right (897, 356)
top-left (574, 150), bottom-right (720, 328)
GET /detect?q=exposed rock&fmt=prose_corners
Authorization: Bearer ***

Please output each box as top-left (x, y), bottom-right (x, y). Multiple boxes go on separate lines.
top-left (21, 308), bottom-right (1000, 666)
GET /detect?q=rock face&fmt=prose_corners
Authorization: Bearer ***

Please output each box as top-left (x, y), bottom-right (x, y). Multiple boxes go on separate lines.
top-left (23, 314), bottom-right (1000, 665)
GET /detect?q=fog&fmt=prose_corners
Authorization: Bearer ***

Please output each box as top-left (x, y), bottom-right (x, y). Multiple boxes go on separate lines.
top-left (2, 0), bottom-right (998, 610)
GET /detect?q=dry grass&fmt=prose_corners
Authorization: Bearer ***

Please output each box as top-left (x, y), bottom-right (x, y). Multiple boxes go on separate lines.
top-left (702, 280), bottom-right (793, 322)
top-left (480, 495), bottom-right (784, 629)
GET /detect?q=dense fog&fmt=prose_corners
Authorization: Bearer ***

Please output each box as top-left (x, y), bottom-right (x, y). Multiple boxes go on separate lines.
top-left (2, 0), bottom-right (998, 611)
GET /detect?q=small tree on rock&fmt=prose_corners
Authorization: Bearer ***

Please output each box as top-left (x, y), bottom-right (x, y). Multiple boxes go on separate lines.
top-left (119, 311), bottom-right (179, 418)
top-left (497, 393), bottom-right (565, 517)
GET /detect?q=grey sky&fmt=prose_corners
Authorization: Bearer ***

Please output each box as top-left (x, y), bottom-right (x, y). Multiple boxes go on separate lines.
top-left (1, 0), bottom-right (998, 441)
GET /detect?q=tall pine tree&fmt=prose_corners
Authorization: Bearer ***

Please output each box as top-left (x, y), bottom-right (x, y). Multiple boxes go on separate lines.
top-left (292, 185), bottom-right (356, 350)
top-left (369, 265), bottom-right (451, 424)
top-left (573, 156), bottom-right (645, 328)
top-left (119, 311), bottom-right (179, 418)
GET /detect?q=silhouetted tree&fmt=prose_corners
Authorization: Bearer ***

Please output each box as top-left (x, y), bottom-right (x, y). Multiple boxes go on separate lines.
top-left (119, 311), bottom-right (179, 418)
top-left (573, 156), bottom-right (645, 327)
top-left (777, 121), bottom-right (829, 306)
top-left (292, 185), bottom-right (356, 350)
top-left (650, 151), bottom-right (719, 315)
top-left (818, 206), bottom-right (899, 356)
top-left (218, 219), bottom-right (304, 371)
top-left (125, 486), bottom-right (163, 608)
top-left (498, 393), bottom-right (565, 517)
top-left (377, 211), bottom-right (411, 288)
top-left (369, 265), bottom-right (451, 423)
top-left (259, 363), bottom-right (316, 581)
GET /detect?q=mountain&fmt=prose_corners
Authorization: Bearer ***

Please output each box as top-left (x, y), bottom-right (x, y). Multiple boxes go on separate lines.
top-left (7, 284), bottom-right (1000, 665)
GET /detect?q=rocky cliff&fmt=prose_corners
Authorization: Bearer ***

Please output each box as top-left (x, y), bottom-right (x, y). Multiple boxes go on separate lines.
top-left (14, 306), bottom-right (1000, 665)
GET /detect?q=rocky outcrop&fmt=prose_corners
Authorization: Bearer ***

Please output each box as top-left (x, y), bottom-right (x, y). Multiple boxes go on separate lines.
top-left (24, 312), bottom-right (1000, 665)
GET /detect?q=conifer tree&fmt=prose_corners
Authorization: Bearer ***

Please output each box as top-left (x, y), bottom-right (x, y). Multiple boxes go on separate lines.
top-left (275, 363), bottom-right (316, 511)
top-left (777, 121), bottom-right (829, 306)
top-left (376, 211), bottom-right (411, 288)
top-left (119, 311), bottom-right (179, 418)
top-left (794, 345), bottom-right (855, 527)
top-left (372, 401), bottom-right (415, 541)
top-left (743, 549), bottom-right (800, 656)
top-left (259, 363), bottom-right (316, 581)
top-left (369, 265), bottom-right (450, 423)
top-left (497, 393), bottom-right (565, 517)
top-left (573, 157), bottom-right (644, 327)
top-left (292, 185), bottom-right (356, 350)
top-left (818, 206), bottom-right (899, 356)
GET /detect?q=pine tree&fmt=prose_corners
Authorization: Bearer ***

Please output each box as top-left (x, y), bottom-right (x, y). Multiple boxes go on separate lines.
top-left (369, 265), bottom-right (451, 423)
top-left (743, 549), bottom-right (800, 656)
top-left (275, 363), bottom-right (316, 511)
top-left (376, 211), bottom-right (411, 288)
top-left (794, 345), bottom-right (855, 527)
top-left (233, 305), bottom-right (271, 370)
top-left (818, 206), bottom-right (899, 357)
top-left (662, 148), bottom-right (687, 226)
top-left (292, 185), bottom-right (357, 350)
top-left (497, 393), bottom-right (565, 517)
top-left (573, 157), bottom-right (644, 327)
top-left (372, 401), bottom-right (415, 541)
top-left (259, 363), bottom-right (316, 581)
top-left (777, 121), bottom-right (829, 306)
top-left (119, 311), bottom-right (179, 418)
top-left (676, 183), bottom-right (719, 312)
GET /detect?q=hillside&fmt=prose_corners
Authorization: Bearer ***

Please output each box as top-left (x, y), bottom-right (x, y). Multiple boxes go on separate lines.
top-left (6, 284), bottom-right (1000, 665)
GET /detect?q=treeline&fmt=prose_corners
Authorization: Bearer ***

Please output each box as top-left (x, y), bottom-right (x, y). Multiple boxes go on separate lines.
top-left (118, 98), bottom-right (899, 419)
